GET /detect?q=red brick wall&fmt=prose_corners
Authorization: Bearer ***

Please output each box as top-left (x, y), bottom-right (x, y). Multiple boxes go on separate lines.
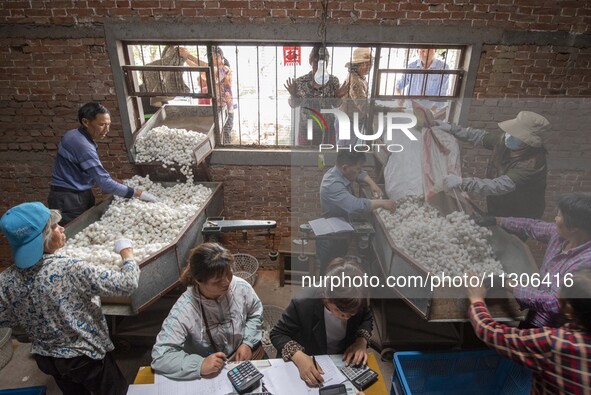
top-left (210, 165), bottom-right (293, 268)
top-left (1, 1), bottom-right (589, 33)
top-left (208, 163), bottom-right (376, 268)
top-left (1, 1), bottom-right (590, 267)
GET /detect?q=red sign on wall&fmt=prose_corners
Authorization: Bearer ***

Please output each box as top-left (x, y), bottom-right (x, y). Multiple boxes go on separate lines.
top-left (283, 46), bottom-right (301, 66)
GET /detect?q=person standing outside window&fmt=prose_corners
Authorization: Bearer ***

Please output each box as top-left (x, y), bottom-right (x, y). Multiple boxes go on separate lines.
top-left (181, 46), bottom-right (235, 144)
top-left (338, 48), bottom-right (373, 146)
top-left (48, 102), bottom-right (158, 225)
top-left (285, 45), bottom-right (349, 146)
top-left (213, 47), bottom-right (235, 144)
top-left (395, 48), bottom-right (449, 117)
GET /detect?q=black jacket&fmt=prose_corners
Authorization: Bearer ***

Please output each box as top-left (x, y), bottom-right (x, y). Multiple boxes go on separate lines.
top-left (270, 287), bottom-right (373, 358)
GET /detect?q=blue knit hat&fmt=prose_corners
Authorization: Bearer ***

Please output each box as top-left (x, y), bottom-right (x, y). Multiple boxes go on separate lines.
top-left (0, 202), bottom-right (50, 269)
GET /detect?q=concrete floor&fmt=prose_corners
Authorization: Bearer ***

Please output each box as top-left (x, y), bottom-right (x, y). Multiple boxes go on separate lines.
top-left (0, 269), bottom-right (396, 394)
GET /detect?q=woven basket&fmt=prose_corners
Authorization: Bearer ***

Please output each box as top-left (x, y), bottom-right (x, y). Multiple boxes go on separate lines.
top-left (0, 328), bottom-right (13, 371)
top-left (233, 253), bottom-right (259, 286)
top-left (234, 270), bottom-right (256, 286)
top-left (261, 305), bottom-right (285, 359)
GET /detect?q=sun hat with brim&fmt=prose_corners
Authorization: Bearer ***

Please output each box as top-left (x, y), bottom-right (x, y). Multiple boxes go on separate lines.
top-left (498, 111), bottom-right (549, 148)
top-left (346, 48), bottom-right (373, 67)
top-left (0, 202), bottom-right (50, 269)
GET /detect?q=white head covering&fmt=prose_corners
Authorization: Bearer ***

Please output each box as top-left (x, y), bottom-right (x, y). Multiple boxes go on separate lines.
top-left (498, 111), bottom-right (549, 148)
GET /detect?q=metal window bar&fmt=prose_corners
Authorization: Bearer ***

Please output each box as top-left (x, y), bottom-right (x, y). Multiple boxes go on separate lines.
top-left (206, 44), bottom-right (221, 146)
top-left (419, 50), bottom-right (431, 97)
top-left (291, 46), bottom-right (297, 146)
top-left (375, 69), bottom-right (463, 100)
top-left (383, 48), bottom-right (392, 94)
top-left (122, 43), bottom-right (464, 147)
top-left (122, 65), bottom-right (212, 98)
top-left (404, 48), bottom-right (414, 95)
top-left (375, 45), bottom-right (465, 97)
top-left (256, 46), bottom-right (261, 145)
top-left (122, 43), bottom-right (223, 145)
top-left (437, 50), bottom-right (450, 96)
top-left (275, 46), bottom-right (279, 146)
top-left (233, 46), bottom-right (241, 145)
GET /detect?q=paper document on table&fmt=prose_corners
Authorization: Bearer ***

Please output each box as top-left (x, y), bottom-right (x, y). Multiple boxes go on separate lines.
top-left (263, 355), bottom-right (346, 395)
top-left (309, 217), bottom-right (354, 236)
top-left (127, 384), bottom-right (159, 395)
top-left (314, 354), bottom-right (348, 385)
top-left (154, 370), bottom-right (235, 394)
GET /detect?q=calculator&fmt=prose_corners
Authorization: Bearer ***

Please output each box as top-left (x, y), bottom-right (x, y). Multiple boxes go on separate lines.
top-left (340, 364), bottom-right (378, 390)
top-left (227, 360), bottom-right (264, 394)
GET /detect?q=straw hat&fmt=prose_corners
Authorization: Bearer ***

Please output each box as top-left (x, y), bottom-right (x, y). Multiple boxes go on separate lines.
top-left (346, 48), bottom-right (372, 67)
top-left (498, 111), bottom-right (549, 148)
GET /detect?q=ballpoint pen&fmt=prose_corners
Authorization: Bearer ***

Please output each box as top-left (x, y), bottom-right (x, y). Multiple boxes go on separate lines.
top-left (312, 356), bottom-right (323, 388)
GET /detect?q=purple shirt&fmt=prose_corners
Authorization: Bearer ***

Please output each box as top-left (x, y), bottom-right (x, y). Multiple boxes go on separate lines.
top-left (51, 128), bottom-right (133, 198)
top-left (500, 217), bottom-right (591, 327)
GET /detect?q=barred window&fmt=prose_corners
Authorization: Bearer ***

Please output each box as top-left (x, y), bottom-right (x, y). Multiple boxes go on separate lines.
top-left (120, 43), bottom-right (465, 147)
top-left (374, 46), bottom-right (465, 99)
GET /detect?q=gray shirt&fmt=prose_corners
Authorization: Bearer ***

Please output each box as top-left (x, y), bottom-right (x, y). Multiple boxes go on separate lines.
top-left (151, 276), bottom-right (263, 380)
top-left (320, 166), bottom-right (372, 219)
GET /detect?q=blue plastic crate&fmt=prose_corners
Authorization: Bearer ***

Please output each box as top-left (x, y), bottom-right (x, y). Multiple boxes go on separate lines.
top-left (0, 387), bottom-right (46, 395)
top-left (391, 350), bottom-right (532, 395)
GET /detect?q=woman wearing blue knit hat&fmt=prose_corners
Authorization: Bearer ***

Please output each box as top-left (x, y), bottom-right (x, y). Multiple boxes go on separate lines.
top-left (0, 202), bottom-right (140, 395)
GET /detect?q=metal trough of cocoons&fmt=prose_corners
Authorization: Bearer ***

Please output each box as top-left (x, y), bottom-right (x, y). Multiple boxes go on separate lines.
top-left (364, 187), bottom-right (538, 322)
top-left (64, 181), bottom-right (223, 316)
top-left (131, 104), bottom-right (217, 180)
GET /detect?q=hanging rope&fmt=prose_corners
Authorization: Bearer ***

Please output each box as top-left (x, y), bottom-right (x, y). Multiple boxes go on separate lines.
top-left (318, 0), bottom-right (329, 45)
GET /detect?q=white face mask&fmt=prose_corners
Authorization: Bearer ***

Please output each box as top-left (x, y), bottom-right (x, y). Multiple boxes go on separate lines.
top-left (504, 133), bottom-right (526, 151)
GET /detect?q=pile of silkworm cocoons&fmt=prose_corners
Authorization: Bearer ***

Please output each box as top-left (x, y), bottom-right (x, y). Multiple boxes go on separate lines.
top-left (62, 175), bottom-right (212, 266)
top-left (377, 197), bottom-right (504, 277)
top-left (134, 125), bottom-right (208, 180)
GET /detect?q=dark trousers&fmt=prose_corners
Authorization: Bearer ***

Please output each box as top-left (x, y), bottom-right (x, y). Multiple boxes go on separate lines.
top-left (34, 352), bottom-right (128, 395)
top-left (316, 238), bottom-right (349, 274)
top-left (48, 187), bottom-right (95, 226)
top-left (223, 112), bottom-right (234, 144)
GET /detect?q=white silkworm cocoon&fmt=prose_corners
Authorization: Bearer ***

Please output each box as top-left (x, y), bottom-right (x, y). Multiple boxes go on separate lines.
top-left (134, 125), bottom-right (207, 180)
top-left (62, 175), bottom-right (212, 267)
top-left (377, 197), bottom-right (504, 278)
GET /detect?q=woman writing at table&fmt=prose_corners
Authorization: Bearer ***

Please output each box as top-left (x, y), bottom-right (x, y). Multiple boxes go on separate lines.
top-left (151, 242), bottom-right (263, 379)
top-left (270, 258), bottom-right (373, 387)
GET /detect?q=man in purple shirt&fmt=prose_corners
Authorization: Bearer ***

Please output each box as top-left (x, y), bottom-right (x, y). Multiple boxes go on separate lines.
top-left (483, 192), bottom-right (591, 328)
top-left (48, 102), bottom-right (158, 225)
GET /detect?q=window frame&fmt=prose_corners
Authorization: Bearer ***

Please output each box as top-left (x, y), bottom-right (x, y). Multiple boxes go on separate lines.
top-left (104, 21), bottom-right (482, 157)
top-left (371, 45), bottom-right (466, 101)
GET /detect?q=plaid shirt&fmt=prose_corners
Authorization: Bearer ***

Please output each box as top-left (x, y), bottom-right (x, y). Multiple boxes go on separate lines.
top-left (500, 217), bottom-right (591, 327)
top-left (470, 301), bottom-right (591, 395)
